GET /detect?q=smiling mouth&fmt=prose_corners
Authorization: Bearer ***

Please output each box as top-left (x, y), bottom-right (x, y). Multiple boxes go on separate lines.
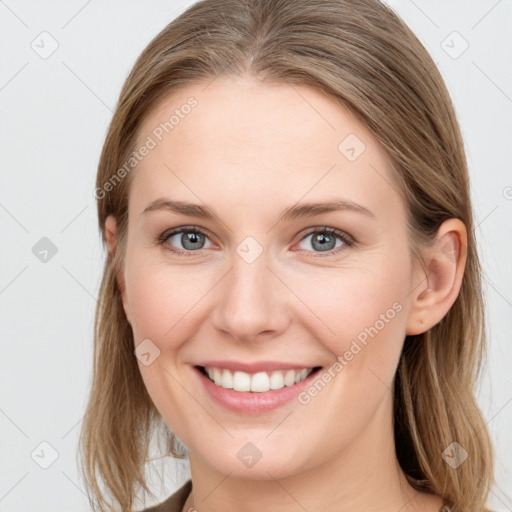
top-left (196, 365), bottom-right (323, 393)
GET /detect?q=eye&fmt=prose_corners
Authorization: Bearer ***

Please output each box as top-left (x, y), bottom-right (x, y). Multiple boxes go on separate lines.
top-left (295, 227), bottom-right (353, 256)
top-left (157, 225), bottom-right (354, 257)
top-left (158, 226), bottom-right (213, 256)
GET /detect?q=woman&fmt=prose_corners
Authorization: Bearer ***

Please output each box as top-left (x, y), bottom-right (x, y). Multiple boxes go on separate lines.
top-left (78, 0), bottom-right (495, 510)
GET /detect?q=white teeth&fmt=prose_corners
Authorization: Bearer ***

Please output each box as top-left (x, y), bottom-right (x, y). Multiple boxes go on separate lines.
top-left (250, 372), bottom-right (270, 392)
top-left (284, 369), bottom-right (296, 386)
top-left (221, 369), bottom-right (234, 389)
top-left (203, 366), bottom-right (315, 392)
top-left (233, 371), bottom-right (251, 392)
top-left (213, 368), bottom-right (222, 386)
top-left (269, 371), bottom-right (284, 390)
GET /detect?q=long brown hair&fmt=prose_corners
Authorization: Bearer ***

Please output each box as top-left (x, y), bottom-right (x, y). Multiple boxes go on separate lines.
top-left (78, 0), bottom-right (495, 510)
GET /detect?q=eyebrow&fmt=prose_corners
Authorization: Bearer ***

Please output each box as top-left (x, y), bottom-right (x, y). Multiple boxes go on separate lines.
top-left (141, 197), bottom-right (375, 222)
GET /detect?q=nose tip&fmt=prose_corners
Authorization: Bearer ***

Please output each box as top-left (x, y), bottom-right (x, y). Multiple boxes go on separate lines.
top-left (209, 258), bottom-right (291, 343)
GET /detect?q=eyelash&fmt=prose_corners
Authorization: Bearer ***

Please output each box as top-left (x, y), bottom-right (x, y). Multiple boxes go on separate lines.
top-left (157, 226), bottom-right (355, 258)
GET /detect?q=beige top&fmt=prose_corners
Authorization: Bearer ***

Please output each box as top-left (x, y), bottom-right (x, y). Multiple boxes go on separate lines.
top-left (140, 480), bottom-right (192, 512)
top-left (139, 480), bottom-right (455, 512)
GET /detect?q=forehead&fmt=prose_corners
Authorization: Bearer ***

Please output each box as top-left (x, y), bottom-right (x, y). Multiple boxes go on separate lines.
top-left (130, 76), bottom-right (403, 221)
top-left (136, 75), bottom-right (380, 160)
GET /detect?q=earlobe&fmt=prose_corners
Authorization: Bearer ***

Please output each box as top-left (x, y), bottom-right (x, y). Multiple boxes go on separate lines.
top-left (405, 219), bottom-right (467, 336)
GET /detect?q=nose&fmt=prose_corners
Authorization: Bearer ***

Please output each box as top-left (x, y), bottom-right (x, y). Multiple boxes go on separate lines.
top-left (210, 250), bottom-right (292, 343)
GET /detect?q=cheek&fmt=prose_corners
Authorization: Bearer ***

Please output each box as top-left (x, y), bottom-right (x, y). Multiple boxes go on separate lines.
top-left (124, 253), bottom-right (213, 348)
top-left (297, 264), bottom-right (408, 350)
top-left (289, 253), bottom-right (410, 395)
top-left (123, 256), bottom-right (204, 437)
top-left (125, 273), bottom-right (169, 343)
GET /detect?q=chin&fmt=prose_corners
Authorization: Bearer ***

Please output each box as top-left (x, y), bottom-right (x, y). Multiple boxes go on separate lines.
top-left (191, 438), bottom-right (317, 481)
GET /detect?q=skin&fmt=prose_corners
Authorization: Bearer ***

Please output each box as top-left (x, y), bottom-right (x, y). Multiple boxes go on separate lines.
top-left (104, 75), bottom-right (467, 512)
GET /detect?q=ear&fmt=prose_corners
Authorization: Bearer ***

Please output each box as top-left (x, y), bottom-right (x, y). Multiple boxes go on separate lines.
top-left (104, 215), bottom-right (131, 325)
top-left (406, 218), bottom-right (468, 335)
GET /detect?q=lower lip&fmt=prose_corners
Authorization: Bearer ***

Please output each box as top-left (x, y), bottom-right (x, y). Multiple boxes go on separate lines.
top-left (193, 366), bottom-right (322, 415)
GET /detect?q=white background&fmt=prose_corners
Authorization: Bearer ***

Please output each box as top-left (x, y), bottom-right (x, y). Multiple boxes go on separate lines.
top-left (1, 0), bottom-right (511, 510)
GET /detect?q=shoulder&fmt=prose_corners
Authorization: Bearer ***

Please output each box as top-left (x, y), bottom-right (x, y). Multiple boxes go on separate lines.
top-left (138, 480), bottom-right (192, 512)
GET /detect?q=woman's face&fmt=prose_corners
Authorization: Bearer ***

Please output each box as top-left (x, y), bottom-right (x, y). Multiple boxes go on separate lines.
top-left (110, 76), bottom-right (425, 479)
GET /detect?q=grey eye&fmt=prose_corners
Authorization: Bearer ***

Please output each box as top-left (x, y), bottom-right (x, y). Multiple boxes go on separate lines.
top-left (297, 231), bottom-right (345, 252)
top-left (166, 230), bottom-right (212, 251)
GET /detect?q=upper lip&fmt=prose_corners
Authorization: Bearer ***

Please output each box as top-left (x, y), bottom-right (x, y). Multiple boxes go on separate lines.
top-left (195, 360), bottom-right (321, 374)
